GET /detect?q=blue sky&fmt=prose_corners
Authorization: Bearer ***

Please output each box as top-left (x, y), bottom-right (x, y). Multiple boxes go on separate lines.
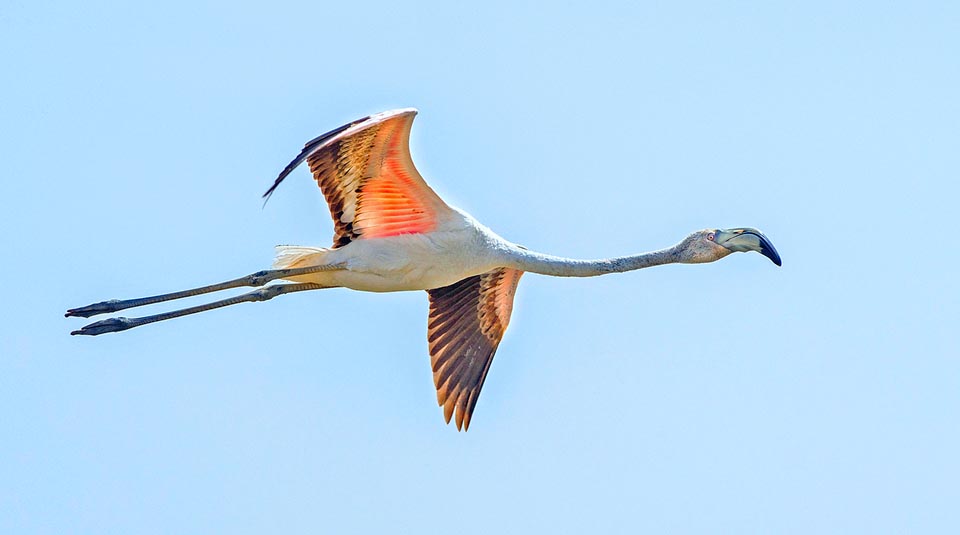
top-left (2, 1), bottom-right (958, 532)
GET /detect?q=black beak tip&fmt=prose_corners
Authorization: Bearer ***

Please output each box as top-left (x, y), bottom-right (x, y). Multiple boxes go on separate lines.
top-left (761, 244), bottom-right (782, 266)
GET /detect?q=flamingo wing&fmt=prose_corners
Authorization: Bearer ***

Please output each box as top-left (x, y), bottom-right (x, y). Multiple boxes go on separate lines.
top-left (426, 268), bottom-right (524, 430)
top-left (264, 108), bottom-right (453, 247)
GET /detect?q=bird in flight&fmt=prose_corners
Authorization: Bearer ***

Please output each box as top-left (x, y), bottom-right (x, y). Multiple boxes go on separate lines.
top-left (66, 108), bottom-right (781, 430)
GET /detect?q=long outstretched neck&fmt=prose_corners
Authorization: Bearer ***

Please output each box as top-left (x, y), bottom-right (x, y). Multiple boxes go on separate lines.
top-left (503, 243), bottom-right (681, 277)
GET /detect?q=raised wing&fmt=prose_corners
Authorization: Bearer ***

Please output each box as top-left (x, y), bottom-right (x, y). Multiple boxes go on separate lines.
top-left (264, 109), bottom-right (453, 247)
top-left (426, 268), bottom-right (524, 431)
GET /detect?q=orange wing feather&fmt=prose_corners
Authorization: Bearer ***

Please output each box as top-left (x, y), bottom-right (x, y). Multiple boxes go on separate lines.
top-left (264, 109), bottom-right (451, 247)
top-left (427, 268), bottom-right (524, 430)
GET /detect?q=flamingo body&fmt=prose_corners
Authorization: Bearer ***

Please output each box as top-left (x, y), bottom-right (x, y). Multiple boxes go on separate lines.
top-left (275, 211), bottom-right (512, 293)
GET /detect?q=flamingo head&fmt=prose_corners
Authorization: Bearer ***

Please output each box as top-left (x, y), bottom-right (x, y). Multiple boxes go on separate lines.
top-left (677, 228), bottom-right (782, 266)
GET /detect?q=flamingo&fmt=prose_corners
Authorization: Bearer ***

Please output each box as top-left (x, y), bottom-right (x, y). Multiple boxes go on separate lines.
top-left (66, 108), bottom-right (781, 430)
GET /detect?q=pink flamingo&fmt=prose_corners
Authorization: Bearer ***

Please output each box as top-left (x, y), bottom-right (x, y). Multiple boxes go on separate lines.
top-left (67, 109), bottom-right (781, 430)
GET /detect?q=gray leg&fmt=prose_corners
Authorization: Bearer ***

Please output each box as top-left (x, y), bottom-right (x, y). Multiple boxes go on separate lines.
top-left (71, 283), bottom-right (329, 336)
top-left (65, 263), bottom-right (345, 318)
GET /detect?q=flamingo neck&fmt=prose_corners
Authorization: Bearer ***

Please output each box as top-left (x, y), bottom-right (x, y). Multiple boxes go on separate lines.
top-left (503, 243), bottom-right (682, 277)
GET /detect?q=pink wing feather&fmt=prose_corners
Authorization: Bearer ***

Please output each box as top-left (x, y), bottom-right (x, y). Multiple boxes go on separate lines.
top-left (264, 109), bottom-right (452, 247)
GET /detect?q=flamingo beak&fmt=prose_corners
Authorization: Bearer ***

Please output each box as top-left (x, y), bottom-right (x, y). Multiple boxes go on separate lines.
top-left (715, 228), bottom-right (782, 266)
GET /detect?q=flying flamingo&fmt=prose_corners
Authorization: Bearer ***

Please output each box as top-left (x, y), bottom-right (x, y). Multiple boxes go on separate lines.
top-left (66, 108), bottom-right (781, 430)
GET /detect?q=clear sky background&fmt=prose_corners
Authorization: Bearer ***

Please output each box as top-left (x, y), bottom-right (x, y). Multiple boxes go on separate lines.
top-left (2, 1), bottom-right (958, 533)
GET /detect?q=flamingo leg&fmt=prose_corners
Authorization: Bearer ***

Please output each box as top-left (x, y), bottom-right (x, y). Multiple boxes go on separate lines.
top-left (70, 282), bottom-right (329, 336)
top-left (65, 263), bottom-right (345, 319)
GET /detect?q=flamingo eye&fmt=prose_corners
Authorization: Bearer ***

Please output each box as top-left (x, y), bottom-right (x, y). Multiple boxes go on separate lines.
top-left (707, 233), bottom-right (715, 241)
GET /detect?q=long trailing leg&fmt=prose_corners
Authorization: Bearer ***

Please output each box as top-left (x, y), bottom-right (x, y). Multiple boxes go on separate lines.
top-left (71, 282), bottom-right (329, 336)
top-left (65, 263), bottom-right (345, 318)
